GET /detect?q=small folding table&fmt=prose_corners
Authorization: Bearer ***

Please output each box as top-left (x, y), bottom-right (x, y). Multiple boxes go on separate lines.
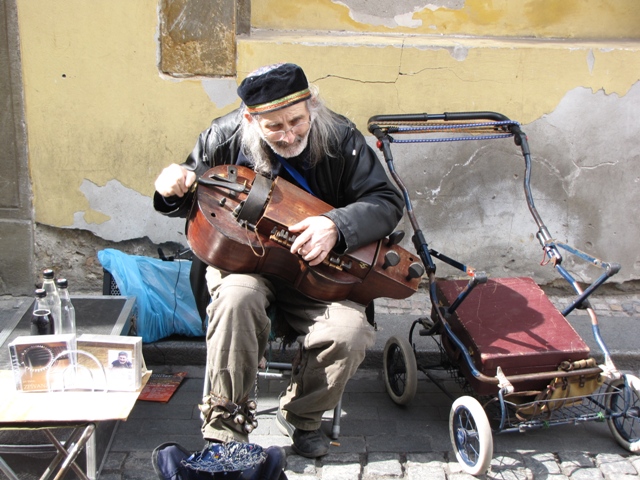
top-left (0, 369), bottom-right (150, 479)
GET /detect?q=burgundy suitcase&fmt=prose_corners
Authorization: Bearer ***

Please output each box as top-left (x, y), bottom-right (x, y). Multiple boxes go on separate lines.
top-left (436, 276), bottom-right (591, 395)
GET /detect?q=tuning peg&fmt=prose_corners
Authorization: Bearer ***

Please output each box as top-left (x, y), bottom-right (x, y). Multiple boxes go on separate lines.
top-left (382, 251), bottom-right (400, 269)
top-left (407, 262), bottom-right (425, 280)
top-left (387, 231), bottom-right (405, 246)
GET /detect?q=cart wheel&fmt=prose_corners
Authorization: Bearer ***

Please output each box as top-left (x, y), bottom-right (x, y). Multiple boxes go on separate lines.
top-left (449, 396), bottom-right (493, 476)
top-left (606, 374), bottom-right (640, 452)
top-left (382, 335), bottom-right (417, 405)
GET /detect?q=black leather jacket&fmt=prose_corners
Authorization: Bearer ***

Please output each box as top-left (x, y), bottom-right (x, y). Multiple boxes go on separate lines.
top-left (154, 108), bottom-right (404, 317)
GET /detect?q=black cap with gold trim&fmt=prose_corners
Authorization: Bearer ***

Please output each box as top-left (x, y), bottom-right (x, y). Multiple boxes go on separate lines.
top-left (237, 63), bottom-right (311, 115)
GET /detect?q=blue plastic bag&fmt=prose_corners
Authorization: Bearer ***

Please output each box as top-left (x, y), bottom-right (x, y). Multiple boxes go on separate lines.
top-left (98, 249), bottom-right (204, 343)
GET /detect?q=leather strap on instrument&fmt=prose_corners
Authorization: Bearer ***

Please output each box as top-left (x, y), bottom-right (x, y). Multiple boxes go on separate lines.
top-left (235, 173), bottom-right (273, 227)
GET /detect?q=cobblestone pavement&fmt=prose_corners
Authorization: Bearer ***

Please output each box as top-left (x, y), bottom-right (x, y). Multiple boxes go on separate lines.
top-left (2, 291), bottom-right (638, 479)
top-left (103, 363), bottom-right (640, 480)
top-left (101, 291), bottom-right (640, 479)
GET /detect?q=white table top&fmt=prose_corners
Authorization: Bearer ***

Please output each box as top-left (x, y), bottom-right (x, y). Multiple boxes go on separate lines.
top-left (0, 369), bottom-right (150, 423)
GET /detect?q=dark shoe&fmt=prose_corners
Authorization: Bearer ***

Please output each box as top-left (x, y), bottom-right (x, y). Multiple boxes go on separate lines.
top-left (276, 408), bottom-right (330, 458)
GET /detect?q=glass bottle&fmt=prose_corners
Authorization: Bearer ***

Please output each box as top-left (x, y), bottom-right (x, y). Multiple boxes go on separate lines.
top-left (31, 288), bottom-right (54, 335)
top-left (56, 278), bottom-right (77, 335)
top-left (42, 269), bottom-right (62, 334)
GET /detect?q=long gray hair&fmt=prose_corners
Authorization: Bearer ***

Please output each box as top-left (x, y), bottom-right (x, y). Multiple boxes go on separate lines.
top-left (239, 84), bottom-right (348, 176)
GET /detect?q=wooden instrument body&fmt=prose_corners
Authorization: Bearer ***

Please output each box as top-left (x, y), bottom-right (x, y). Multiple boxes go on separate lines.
top-left (186, 165), bottom-right (420, 305)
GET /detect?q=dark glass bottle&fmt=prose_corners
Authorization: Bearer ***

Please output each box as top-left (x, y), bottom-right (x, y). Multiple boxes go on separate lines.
top-left (31, 288), bottom-right (54, 335)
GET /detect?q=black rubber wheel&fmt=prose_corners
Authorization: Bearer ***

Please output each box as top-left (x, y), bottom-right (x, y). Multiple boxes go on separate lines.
top-left (382, 335), bottom-right (417, 405)
top-left (606, 374), bottom-right (640, 452)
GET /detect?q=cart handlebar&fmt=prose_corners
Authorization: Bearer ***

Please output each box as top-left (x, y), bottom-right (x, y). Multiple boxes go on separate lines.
top-left (370, 109), bottom-right (620, 337)
top-left (368, 111), bottom-right (511, 128)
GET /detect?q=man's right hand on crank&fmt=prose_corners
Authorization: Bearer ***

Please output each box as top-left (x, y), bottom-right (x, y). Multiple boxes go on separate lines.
top-left (154, 163), bottom-right (196, 198)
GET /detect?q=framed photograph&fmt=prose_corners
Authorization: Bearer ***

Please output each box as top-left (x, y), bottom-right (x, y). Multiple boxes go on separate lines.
top-left (77, 334), bottom-right (144, 391)
top-left (9, 334), bottom-right (76, 392)
top-left (109, 349), bottom-right (134, 369)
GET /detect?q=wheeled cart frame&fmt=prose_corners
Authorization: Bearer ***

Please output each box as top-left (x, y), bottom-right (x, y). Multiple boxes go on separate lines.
top-left (367, 112), bottom-right (639, 476)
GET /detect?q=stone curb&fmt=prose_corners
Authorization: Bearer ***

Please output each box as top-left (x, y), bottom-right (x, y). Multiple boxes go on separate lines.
top-left (374, 291), bottom-right (640, 317)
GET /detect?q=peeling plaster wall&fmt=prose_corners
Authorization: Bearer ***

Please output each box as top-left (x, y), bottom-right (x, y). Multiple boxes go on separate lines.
top-left (378, 84), bottom-right (640, 285)
top-left (76, 179), bottom-right (186, 245)
top-left (15, 0), bottom-right (640, 291)
top-left (252, 0), bottom-right (640, 39)
top-left (237, 34), bottom-right (640, 286)
top-left (16, 0), bottom-right (239, 239)
top-left (237, 33), bottom-right (640, 127)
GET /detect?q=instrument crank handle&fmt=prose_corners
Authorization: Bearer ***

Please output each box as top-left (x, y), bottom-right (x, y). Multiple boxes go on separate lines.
top-left (198, 176), bottom-right (248, 193)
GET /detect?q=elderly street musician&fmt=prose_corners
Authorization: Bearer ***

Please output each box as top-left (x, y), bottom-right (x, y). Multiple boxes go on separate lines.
top-left (153, 63), bottom-right (405, 458)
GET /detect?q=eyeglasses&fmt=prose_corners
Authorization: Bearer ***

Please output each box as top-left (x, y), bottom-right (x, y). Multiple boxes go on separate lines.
top-left (263, 121), bottom-right (310, 141)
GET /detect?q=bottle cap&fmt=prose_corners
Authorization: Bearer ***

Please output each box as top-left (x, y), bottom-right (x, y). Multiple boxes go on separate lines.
top-left (43, 269), bottom-right (55, 279)
top-left (56, 278), bottom-right (68, 288)
top-left (35, 288), bottom-right (47, 298)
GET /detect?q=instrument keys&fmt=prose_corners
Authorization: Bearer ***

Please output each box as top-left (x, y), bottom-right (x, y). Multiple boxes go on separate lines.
top-left (270, 228), bottom-right (297, 248)
top-left (382, 250), bottom-right (401, 269)
top-left (407, 262), bottom-right (425, 280)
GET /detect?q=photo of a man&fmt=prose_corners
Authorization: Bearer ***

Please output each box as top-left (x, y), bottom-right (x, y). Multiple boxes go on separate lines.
top-left (111, 351), bottom-right (132, 368)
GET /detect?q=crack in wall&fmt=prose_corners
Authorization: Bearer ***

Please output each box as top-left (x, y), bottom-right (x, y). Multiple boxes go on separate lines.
top-left (426, 144), bottom-right (491, 200)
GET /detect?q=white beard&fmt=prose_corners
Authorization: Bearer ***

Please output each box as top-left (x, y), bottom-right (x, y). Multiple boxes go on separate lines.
top-left (260, 128), bottom-right (310, 159)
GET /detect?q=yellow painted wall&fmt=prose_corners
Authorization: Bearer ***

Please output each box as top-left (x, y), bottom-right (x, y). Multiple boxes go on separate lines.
top-left (16, 0), bottom-right (640, 236)
top-left (16, 0), bottom-right (237, 226)
top-left (237, 33), bottom-right (640, 129)
top-left (252, 0), bottom-right (640, 39)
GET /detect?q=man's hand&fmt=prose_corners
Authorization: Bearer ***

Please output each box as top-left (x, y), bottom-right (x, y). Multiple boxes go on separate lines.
top-left (289, 216), bottom-right (339, 266)
top-left (154, 164), bottom-right (197, 198)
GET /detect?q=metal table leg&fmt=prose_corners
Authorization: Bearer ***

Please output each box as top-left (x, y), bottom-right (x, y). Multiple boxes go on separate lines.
top-left (0, 423), bottom-right (96, 480)
top-left (0, 454), bottom-right (20, 480)
top-left (43, 424), bottom-right (95, 480)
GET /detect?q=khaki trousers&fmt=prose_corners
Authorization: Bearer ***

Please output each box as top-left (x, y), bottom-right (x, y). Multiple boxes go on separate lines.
top-left (202, 267), bottom-right (375, 443)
